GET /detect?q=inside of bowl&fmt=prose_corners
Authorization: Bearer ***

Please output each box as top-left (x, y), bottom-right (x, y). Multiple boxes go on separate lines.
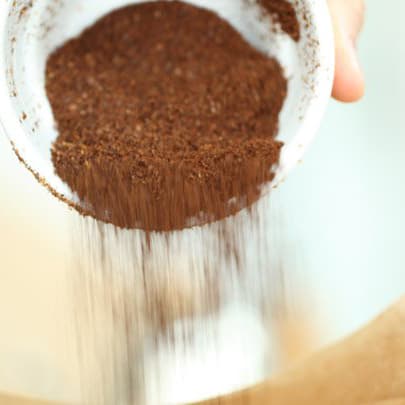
top-left (2, 0), bottom-right (326, 204)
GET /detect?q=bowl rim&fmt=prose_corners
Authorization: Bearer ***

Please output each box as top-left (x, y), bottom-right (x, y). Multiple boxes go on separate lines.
top-left (273, 0), bottom-right (335, 187)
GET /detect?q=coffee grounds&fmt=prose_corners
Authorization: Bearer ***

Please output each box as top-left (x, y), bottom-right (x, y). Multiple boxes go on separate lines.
top-left (47, 1), bottom-right (288, 231)
top-left (257, 0), bottom-right (301, 41)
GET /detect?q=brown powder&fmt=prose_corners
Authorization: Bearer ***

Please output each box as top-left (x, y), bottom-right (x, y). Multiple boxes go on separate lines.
top-left (257, 0), bottom-right (301, 41)
top-left (47, 1), bottom-right (288, 231)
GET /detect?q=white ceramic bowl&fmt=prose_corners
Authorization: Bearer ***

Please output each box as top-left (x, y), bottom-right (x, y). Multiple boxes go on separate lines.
top-left (0, 0), bottom-right (334, 215)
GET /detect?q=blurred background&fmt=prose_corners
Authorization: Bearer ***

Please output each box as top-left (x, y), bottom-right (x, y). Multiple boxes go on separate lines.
top-left (0, 0), bottom-right (404, 402)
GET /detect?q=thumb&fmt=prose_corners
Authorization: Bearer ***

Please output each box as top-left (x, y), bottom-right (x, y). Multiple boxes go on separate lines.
top-left (329, 0), bottom-right (365, 102)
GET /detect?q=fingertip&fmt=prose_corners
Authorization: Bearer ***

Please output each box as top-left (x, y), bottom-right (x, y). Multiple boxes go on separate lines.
top-left (332, 67), bottom-right (365, 103)
top-left (332, 37), bottom-right (365, 103)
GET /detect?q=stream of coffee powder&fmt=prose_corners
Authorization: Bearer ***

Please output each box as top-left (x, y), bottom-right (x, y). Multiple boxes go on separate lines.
top-left (46, 2), bottom-right (299, 403)
top-left (46, 1), bottom-right (289, 231)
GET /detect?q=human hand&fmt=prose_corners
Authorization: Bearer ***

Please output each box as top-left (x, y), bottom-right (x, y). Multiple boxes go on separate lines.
top-left (328, 0), bottom-right (365, 102)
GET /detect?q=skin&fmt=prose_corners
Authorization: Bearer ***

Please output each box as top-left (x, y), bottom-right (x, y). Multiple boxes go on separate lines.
top-left (329, 0), bottom-right (366, 102)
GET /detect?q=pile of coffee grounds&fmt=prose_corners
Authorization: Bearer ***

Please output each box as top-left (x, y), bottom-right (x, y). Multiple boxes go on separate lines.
top-left (47, 1), bottom-right (288, 231)
top-left (257, 0), bottom-right (301, 41)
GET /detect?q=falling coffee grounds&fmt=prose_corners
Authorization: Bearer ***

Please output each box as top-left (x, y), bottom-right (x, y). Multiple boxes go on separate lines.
top-left (47, 1), bottom-right (288, 231)
top-left (47, 2), bottom-right (299, 402)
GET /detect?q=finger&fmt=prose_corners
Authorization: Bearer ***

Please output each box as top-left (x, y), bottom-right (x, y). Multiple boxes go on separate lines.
top-left (329, 0), bottom-right (365, 102)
